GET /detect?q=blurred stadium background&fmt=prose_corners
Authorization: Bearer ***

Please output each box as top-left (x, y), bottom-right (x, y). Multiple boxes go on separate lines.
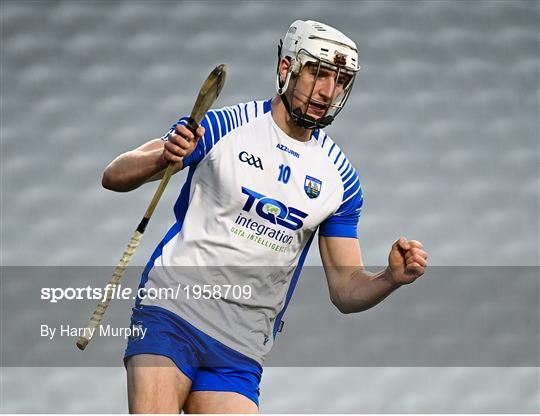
top-left (1, 0), bottom-right (538, 413)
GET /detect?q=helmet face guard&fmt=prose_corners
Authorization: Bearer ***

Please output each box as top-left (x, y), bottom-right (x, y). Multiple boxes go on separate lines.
top-left (280, 49), bottom-right (357, 129)
top-left (276, 20), bottom-right (360, 130)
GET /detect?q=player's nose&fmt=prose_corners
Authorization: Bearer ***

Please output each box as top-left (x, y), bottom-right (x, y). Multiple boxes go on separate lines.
top-left (318, 77), bottom-right (335, 100)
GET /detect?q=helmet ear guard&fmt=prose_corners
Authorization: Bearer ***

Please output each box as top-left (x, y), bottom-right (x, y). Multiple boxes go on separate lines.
top-left (276, 40), bottom-right (301, 95)
top-left (276, 61), bottom-right (294, 95)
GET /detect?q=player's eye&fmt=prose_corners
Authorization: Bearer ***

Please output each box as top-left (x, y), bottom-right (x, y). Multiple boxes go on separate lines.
top-left (337, 74), bottom-right (351, 86)
top-left (309, 66), bottom-right (321, 75)
top-left (318, 69), bottom-right (336, 80)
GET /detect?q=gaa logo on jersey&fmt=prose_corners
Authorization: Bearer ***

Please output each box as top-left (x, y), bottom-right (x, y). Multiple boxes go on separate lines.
top-left (304, 175), bottom-right (322, 199)
top-left (238, 151), bottom-right (264, 170)
top-left (241, 187), bottom-right (308, 231)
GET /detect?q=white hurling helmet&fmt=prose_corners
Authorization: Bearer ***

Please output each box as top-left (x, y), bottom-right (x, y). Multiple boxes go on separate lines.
top-left (276, 20), bottom-right (360, 129)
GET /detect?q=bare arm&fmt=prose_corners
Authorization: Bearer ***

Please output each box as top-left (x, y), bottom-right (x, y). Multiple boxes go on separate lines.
top-left (102, 124), bottom-right (205, 192)
top-left (101, 139), bottom-right (173, 192)
top-left (319, 235), bottom-right (428, 314)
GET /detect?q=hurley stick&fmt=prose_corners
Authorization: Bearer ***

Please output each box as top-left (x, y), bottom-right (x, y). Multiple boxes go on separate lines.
top-left (76, 64), bottom-right (227, 350)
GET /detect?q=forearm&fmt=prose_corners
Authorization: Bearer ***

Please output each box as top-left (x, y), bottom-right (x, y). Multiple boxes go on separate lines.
top-left (102, 145), bottom-right (175, 192)
top-left (333, 267), bottom-right (400, 313)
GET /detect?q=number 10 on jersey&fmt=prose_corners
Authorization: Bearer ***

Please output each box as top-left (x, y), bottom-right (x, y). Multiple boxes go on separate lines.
top-left (278, 164), bottom-right (291, 184)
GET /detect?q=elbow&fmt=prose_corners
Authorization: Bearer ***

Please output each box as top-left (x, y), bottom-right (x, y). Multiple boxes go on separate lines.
top-left (101, 170), bottom-right (114, 190)
top-left (333, 301), bottom-right (362, 314)
top-left (101, 169), bottom-right (117, 191)
top-left (334, 302), bottom-right (354, 314)
top-left (330, 291), bottom-right (354, 314)
top-left (102, 169), bottom-right (129, 192)
top-left (334, 301), bottom-right (369, 314)
top-left (330, 290), bottom-right (369, 314)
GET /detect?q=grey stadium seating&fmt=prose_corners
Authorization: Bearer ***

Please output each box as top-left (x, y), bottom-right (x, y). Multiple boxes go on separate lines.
top-left (1, 0), bottom-right (538, 413)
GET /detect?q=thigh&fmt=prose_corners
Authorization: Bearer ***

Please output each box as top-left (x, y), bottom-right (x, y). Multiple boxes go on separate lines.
top-left (183, 391), bottom-right (258, 414)
top-left (184, 364), bottom-right (261, 413)
top-left (126, 354), bottom-right (192, 413)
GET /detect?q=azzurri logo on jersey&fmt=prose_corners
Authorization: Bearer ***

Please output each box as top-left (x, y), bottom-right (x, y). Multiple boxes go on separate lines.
top-left (239, 151), bottom-right (263, 170)
top-left (241, 187), bottom-right (308, 231)
top-left (304, 175), bottom-right (322, 199)
top-left (276, 143), bottom-right (300, 158)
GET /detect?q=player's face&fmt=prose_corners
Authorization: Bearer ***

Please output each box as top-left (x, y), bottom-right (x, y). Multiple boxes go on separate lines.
top-left (291, 62), bottom-right (352, 120)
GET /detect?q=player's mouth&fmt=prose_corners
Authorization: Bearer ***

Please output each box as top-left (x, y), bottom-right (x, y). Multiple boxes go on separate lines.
top-left (307, 101), bottom-right (329, 117)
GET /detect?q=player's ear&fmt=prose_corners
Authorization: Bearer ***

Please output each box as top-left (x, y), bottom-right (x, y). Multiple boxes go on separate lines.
top-left (279, 57), bottom-right (291, 81)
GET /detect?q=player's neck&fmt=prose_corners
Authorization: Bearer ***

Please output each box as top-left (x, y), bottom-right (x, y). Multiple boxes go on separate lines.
top-left (271, 96), bottom-right (312, 142)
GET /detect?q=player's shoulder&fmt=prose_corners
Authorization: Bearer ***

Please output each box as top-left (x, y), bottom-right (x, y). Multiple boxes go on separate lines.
top-left (206, 99), bottom-right (272, 131)
top-left (312, 129), bottom-right (358, 179)
top-left (195, 99), bottom-right (271, 150)
top-left (312, 128), bottom-right (362, 210)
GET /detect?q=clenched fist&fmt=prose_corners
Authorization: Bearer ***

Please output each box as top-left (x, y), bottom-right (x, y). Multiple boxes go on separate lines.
top-left (163, 124), bottom-right (206, 164)
top-left (388, 237), bottom-right (428, 285)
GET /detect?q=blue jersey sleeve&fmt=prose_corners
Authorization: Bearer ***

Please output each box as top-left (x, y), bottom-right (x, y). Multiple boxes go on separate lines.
top-left (160, 102), bottom-right (269, 168)
top-left (319, 167), bottom-right (363, 238)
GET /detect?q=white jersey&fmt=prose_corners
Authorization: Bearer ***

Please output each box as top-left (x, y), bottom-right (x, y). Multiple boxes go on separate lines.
top-left (138, 99), bottom-right (363, 363)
